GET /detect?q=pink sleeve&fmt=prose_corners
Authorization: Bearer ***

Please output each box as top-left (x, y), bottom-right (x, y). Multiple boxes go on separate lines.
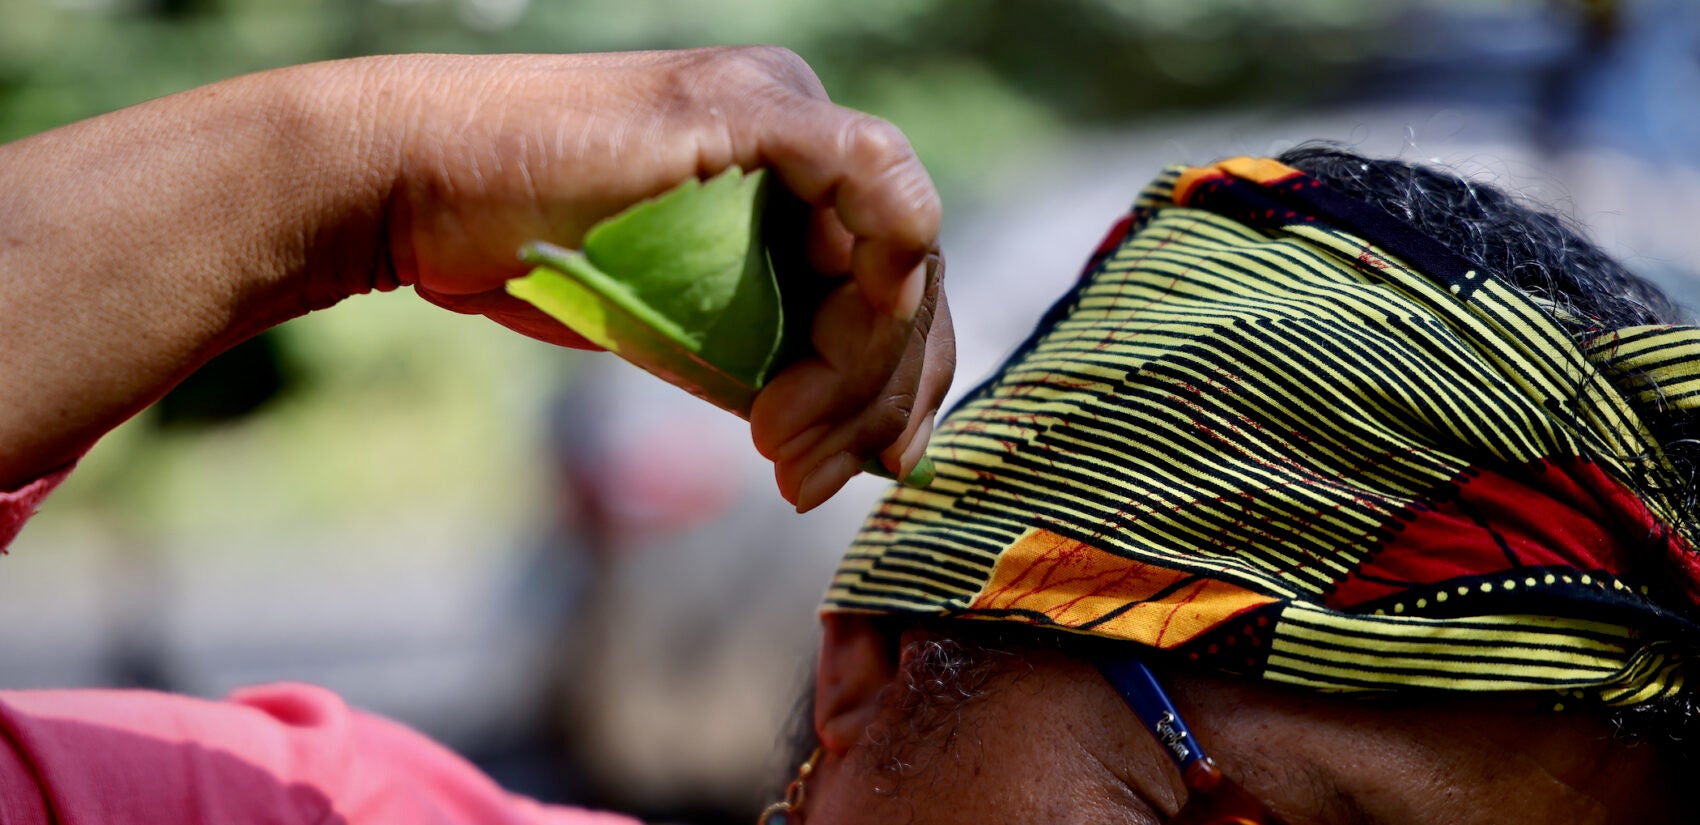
top-left (0, 683), bottom-right (642, 825)
top-left (0, 463), bottom-right (73, 553)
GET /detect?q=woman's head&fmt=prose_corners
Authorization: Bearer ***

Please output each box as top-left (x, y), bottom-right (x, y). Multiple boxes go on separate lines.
top-left (797, 146), bottom-right (1700, 822)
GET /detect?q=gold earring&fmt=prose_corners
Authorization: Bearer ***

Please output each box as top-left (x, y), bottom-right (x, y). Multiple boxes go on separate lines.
top-left (757, 747), bottom-right (822, 824)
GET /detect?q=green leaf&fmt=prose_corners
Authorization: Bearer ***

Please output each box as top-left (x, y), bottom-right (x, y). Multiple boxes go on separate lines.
top-left (506, 166), bottom-right (934, 490)
top-left (506, 166), bottom-right (786, 417)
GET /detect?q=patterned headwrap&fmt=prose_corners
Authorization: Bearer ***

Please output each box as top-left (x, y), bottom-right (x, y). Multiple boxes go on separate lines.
top-left (826, 158), bottom-right (1700, 706)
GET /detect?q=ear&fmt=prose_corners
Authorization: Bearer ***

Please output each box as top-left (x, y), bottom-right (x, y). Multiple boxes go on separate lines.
top-left (814, 614), bottom-right (900, 755)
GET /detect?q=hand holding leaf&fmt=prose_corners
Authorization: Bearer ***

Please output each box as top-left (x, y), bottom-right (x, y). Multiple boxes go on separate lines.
top-left (508, 167), bottom-right (940, 494)
top-left (382, 48), bottom-right (952, 511)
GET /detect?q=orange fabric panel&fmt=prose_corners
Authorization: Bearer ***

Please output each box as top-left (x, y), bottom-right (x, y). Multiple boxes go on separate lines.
top-left (1216, 156), bottom-right (1302, 185)
top-left (968, 528), bottom-right (1276, 649)
top-left (1173, 156), bottom-right (1301, 206)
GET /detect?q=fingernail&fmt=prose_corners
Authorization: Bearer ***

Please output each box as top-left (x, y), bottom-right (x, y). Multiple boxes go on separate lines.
top-left (796, 452), bottom-right (862, 514)
top-left (898, 412), bottom-right (936, 478)
top-left (887, 259), bottom-right (928, 322)
top-left (860, 455), bottom-right (935, 489)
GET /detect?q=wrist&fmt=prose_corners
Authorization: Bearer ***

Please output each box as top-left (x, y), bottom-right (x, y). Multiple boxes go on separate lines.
top-left (230, 58), bottom-right (401, 333)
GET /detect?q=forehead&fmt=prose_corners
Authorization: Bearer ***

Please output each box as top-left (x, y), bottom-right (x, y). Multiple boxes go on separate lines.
top-left (907, 651), bottom-right (1677, 825)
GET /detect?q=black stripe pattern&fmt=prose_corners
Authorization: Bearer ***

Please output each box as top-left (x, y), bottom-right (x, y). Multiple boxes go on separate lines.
top-left (827, 162), bottom-right (1700, 705)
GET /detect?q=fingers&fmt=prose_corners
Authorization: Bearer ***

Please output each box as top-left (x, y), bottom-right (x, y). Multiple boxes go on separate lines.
top-left (698, 47), bottom-right (940, 296)
top-left (752, 282), bottom-right (913, 483)
top-left (744, 92), bottom-right (941, 321)
top-left (720, 54), bottom-right (947, 509)
top-left (726, 60), bottom-right (945, 509)
top-left (879, 280), bottom-right (953, 476)
top-left (384, 47), bottom-right (951, 511)
top-left (751, 253), bottom-right (952, 511)
top-left (808, 206), bottom-right (855, 276)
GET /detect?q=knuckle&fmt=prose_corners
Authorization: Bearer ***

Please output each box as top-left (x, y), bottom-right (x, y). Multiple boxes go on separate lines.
top-left (858, 394), bottom-right (914, 452)
top-left (934, 330), bottom-right (958, 378)
top-left (742, 44), bottom-right (804, 70)
top-left (711, 45), bottom-right (821, 96)
top-left (715, 46), bottom-right (775, 83)
top-left (840, 117), bottom-right (940, 244)
top-left (841, 115), bottom-right (912, 171)
top-left (747, 45), bottom-right (823, 93)
top-left (914, 287), bottom-right (939, 332)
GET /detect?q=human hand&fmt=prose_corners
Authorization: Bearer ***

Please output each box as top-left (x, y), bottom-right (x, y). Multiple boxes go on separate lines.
top-left (358, 48), bottom-right (951, 510)
top-left (0, 48), bottom-right (949, 507)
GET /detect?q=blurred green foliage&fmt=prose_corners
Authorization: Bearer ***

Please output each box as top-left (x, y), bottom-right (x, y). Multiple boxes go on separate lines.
top-left (0, 0), bottom-right (1544, 540)
top-left (0, 0), bottom-right (1529, 191)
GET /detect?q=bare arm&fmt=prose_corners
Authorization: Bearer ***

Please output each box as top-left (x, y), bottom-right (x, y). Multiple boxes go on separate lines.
top-left (0, 48), bottom-right (951, 507)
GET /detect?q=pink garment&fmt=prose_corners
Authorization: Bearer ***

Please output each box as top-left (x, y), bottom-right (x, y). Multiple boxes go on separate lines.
top-left (0, 475), bottom-right (641, 825)
top-left (0, 685), bottom-right (640, 824)
top-left (0, 463), bottom-right (71, 553)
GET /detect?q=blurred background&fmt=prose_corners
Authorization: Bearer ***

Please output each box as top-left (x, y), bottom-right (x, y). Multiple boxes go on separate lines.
top-left (5, 0), bottom-right (1700, 822)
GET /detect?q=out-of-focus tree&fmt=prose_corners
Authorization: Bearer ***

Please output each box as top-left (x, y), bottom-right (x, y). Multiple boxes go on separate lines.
top-left (3, 0), bottom-right (1561, 192)
top-left (0, 0), bottom-right (1602, 531)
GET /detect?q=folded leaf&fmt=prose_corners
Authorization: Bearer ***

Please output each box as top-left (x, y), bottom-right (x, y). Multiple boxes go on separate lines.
top-left (507, 166), bottom-right (934, 488)
top-left (507, 166), bottom-right (784, 417)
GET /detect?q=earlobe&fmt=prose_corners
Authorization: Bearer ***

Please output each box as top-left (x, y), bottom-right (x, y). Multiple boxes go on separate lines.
top-left (814, 614), bottom-right (900, 754)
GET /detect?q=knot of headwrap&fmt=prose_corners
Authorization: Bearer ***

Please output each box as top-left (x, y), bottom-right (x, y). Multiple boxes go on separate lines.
top-left (825, 157), bottom-right (1700, 706)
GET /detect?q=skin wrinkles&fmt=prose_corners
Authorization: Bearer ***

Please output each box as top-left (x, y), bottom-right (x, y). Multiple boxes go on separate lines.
top-left (1261, 755), bottom-right (1379, 825)
top-left (570, 113), bottom-right (600, 172)
top-left (746, 45), bottom-right (831, 101)
top-left (835, 119), bottom-right (931, 246)
top-left (509, 130), bottom-right (539, 210)
top-left (458, 138), bottom-right (489, 196)
top-left (1406, 714), bottom-right (1628, 823)
top-left (603, 102), bottom-right (633, 166)
top-left (656, 64), bottom-right (736, 167)
top-left (305, 66), bottom-right (398, 304)
top-left (804, 616), bottom-right (1683, 825)
top-left (692, 104), bottom-right (738, 181)
top-left (810, 628), bottom-right (1158, 825)
top-left (1161, 671), bottom-right (1676, 825)
top-left (637, 104), bottom-right (673, 165)
top-left (475, 74), bottom-right (525, 180)
top-left (754, 103), bottom-right (939, 271)
top-left (1069, 711), bottom-right (1171, 825)
top-left (730, 59), bottom-right (943, 485)
top-left (450, 63), bottom-right (494, 134)
top-left (1317, 775), bottom-right (1380, 825)
top-left (842, 119), bottom-right (931, 239)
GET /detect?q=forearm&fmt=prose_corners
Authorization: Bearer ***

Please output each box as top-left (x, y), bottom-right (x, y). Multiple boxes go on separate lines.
top-left (0, 48), bottom-right (949, 508)
top-left (0, 61), bottom-right (392, 488)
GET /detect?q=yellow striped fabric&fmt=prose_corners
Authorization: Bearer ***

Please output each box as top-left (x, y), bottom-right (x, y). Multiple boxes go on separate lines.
top-left (1585, 325), bottom-right (1700, 412)
top-left (824, 162), bottom-right (1700, 705)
